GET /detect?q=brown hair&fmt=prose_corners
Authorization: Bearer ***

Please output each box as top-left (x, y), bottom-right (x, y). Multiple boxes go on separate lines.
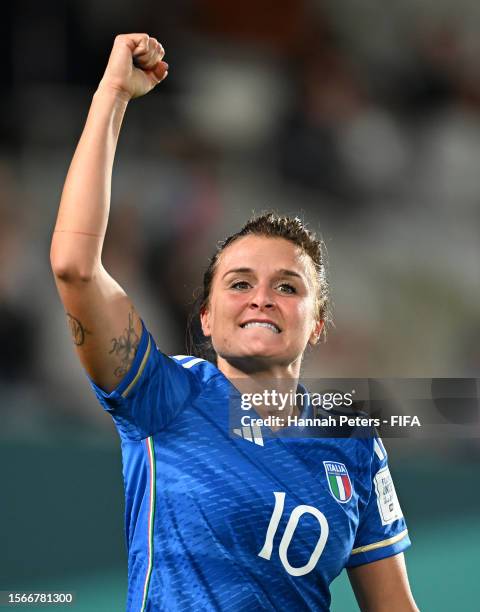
top-left (186, 212), bottom-right (331, 362)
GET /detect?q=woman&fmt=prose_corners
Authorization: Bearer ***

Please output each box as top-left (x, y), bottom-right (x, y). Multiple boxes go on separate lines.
top-left (50, 34), bottom-right (418, 611)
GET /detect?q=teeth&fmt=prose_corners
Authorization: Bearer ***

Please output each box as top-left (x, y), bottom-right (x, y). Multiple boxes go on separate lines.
top-left (243, 322), bottom-right (280, 333)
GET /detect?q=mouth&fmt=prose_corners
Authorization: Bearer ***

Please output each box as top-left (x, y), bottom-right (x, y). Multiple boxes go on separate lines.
top-left (240, 320), bottom-right (281, 334)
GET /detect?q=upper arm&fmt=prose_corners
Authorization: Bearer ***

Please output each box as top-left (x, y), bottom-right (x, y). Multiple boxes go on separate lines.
top-left (52, 264), bottom-right (143, 392)
top-left (347, 437), bottom-right (411, 569)
top-left (348, 553), bottom-right (418, 612)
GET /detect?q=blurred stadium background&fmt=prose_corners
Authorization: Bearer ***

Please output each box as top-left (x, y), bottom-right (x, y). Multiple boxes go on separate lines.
top-left (1, 0), bottom-right (479, 610)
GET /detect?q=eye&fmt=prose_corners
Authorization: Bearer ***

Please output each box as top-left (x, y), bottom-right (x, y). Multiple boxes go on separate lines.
top-left (231, 280), bottom-right (251, 290)
top-left (277, 283), bottom-right (296, 294)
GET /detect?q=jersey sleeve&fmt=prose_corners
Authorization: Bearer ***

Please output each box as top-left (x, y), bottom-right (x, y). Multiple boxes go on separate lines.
top-left (88, 321), bottom-right (199, 441)
top-left (346, 436), bottom-right (411, 568)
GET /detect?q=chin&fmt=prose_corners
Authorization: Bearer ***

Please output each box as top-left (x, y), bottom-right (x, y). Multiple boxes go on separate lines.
top-left (222, 342), bottom-right (295, 367)
top-left (224, 347), bottom-right (277, 361)
top-left (241, 338), bottom-right (283, 357)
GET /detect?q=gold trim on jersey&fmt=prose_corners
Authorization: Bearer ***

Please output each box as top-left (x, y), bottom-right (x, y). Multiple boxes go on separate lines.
top-left (350, 529), bottom-right (408, 555)
top-left (122, 336), bottom-right (152, 398)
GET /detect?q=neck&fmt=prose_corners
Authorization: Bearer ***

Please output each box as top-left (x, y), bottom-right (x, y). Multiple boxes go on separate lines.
top-left (216, 355), bottom-right (303, 420)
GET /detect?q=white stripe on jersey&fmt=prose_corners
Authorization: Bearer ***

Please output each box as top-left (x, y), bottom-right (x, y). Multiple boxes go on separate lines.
top-left (251, 423), bottom-right (264, 447)
top-left (242, 425), bottom-right (253, 442)
top-left (374, 438), bottom-right (386, 461)
top-left (181, 358), bottom-right (205, 369)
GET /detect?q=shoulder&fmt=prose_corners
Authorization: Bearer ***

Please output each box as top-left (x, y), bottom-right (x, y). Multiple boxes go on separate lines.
top-left (313, 401), bottom-right (380, 458)
top-left (168, 354), bottom-right (222, 386)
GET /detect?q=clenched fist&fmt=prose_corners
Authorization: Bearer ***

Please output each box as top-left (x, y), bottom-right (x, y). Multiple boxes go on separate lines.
top-left (98, 33), bottom-right (169, 100)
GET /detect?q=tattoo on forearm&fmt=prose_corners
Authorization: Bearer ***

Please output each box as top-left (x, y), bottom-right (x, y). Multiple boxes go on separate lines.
top-left (66, 313), bottom-right (91, 346)
top-left (109, 310), bottom-right (140, 378)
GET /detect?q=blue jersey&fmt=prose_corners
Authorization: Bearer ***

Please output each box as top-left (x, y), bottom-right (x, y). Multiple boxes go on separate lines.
top-left (90, 323), bottom-right (411, 611)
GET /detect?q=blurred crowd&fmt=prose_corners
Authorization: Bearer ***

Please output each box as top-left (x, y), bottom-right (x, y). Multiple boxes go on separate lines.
top-left (0, 0), bottom-right (478, 447)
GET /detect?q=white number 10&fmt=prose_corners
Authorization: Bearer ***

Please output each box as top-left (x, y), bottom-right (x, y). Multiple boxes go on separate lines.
top-left (258, 492), bottom-right (329, 577)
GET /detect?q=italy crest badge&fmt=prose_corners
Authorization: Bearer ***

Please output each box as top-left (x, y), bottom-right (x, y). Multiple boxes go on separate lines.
top-left (324, 461), bottom-right (352, 503)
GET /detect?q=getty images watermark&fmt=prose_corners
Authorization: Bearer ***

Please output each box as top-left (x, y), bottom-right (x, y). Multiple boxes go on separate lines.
top-left (229, 378), bottom-right (480, 439)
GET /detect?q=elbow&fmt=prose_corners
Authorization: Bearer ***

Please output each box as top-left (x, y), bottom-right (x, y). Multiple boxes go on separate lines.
top-left (50, 250), bottom-right (95, 283)
top-left (51, 264), bottom-right (94, 284)
top-left (50, 245), bottom-right (95, 283)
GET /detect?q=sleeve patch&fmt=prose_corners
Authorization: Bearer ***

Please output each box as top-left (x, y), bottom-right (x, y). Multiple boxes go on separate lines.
top-left (373, 466), bottom-right (404, 526)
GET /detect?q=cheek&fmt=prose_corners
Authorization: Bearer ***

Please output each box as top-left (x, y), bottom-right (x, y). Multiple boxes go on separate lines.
top-left (223, 292), bottom-right (250, 316)
top-left (210, 294), bottom-right (245, 331)
top-left (291, 297), bottom-right (309, 318)
top-left (291, 300), bottom-right (317, 335)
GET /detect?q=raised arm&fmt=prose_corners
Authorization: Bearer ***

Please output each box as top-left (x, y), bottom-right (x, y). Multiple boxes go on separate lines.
top-left (50, 34), bottom-right (168, 392)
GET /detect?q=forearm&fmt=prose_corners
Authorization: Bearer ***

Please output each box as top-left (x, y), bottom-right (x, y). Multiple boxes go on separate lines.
top-left (50, 87), bottom-right (129, 279)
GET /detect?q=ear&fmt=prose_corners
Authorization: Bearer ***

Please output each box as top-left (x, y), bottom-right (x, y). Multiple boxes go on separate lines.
top-left (308, 319), bottom-right (324, 346)
top-left (200, 304), bottom-right (212, 337)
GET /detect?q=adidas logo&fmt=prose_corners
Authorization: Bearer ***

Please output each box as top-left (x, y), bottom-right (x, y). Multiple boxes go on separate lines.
top-left (232, 423), bottom-right (264, 446)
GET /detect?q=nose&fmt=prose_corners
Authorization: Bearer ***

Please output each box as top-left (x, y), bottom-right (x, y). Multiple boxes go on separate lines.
top-left (249, 283), bottom-right (275, 310)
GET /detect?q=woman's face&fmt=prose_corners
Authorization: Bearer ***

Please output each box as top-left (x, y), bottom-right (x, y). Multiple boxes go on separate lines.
top-left (200, 235), bottom-right (323, 372)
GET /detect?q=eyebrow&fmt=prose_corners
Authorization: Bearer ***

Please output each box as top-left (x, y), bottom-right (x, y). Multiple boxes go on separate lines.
top-left (222, 267), bottom-right (303, 280)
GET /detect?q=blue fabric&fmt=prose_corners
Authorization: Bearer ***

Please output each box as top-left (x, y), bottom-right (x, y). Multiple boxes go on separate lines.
top-left (89, 324), bottom-right (410, 611)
